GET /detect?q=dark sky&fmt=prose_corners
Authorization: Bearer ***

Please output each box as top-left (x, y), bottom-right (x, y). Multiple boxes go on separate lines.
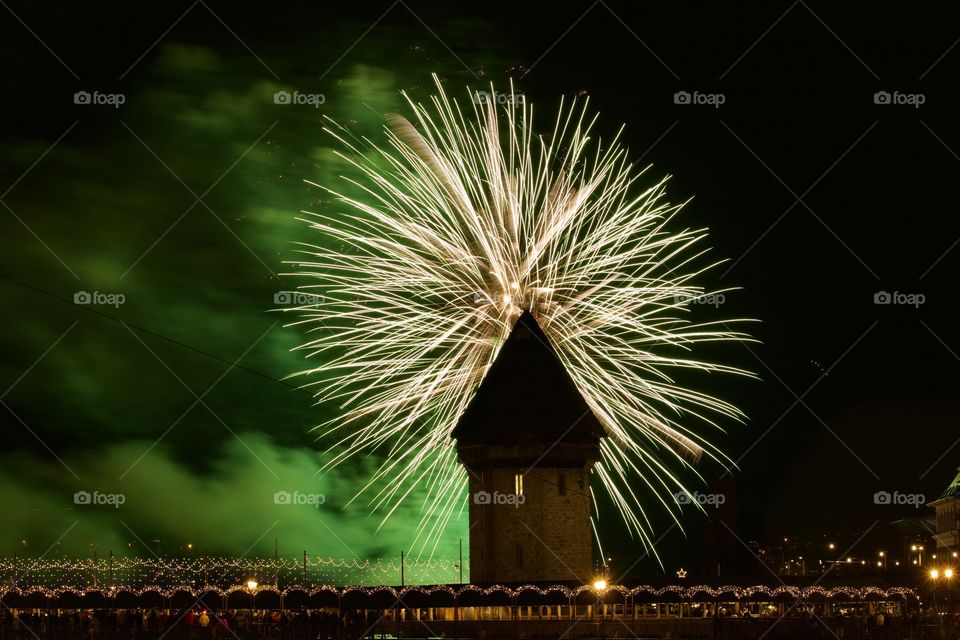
top-left (2, 0), bottom-right (959, 579)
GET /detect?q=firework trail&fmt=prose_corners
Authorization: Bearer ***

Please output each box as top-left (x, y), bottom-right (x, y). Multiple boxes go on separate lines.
top-left (284, 74), bottom-right (752, 560)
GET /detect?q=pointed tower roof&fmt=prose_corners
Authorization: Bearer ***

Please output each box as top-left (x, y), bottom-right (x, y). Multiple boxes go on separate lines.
top-left (932, 466), bottom-right (960, 504)
top-left (452, 311), bottom-right (605, 446)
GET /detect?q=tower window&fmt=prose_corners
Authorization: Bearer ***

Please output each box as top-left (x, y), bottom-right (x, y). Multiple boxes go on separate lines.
top-left (514, 473), bottom-right (523, 495)
top-left (558, 473), bottom-right (567, 496)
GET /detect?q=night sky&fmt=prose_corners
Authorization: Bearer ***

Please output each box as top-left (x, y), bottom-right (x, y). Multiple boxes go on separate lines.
top-left (2, 1), bottom-right (959, 579)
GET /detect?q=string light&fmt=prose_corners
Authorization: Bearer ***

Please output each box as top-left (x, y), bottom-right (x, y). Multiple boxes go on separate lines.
top-left (0, 556), bottom-right (459, 589)
top-left (0, 558), bottom-right (920, 607)
top-left (0, 581), bottom-right (919, 604)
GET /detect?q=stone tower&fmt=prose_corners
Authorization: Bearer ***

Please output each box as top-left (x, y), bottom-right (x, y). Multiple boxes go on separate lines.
top-left (453, 311), bottom-right (605, 584)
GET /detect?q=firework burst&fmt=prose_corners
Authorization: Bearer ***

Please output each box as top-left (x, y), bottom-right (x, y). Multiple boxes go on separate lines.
top-left (284, 75), bottom-right (752, 560)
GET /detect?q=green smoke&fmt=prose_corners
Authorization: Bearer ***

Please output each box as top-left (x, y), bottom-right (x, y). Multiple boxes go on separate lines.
top-left (0, 31), bottom-right (516, 573)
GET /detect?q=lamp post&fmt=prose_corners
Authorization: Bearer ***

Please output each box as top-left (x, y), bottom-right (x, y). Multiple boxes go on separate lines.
top-left (912, 545), bottom-right (924, 567)
top-left (592, 578), bottom-right (607, 619)
top-left (946, 569), bottom-right (954, 614)
top-left (592, 578), bottom-right (608, 636)
top-left (930, 570), bottom-right (939, 620)
top-left (246, 579), bottom-right (258, 611)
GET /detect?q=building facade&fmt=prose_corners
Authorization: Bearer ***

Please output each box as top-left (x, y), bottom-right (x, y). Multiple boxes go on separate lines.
top-left (930, 467), bottom-right (960, 554)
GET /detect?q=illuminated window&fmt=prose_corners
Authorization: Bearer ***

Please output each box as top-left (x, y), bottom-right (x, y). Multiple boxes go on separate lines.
top-left (514, 473), bottom-right (523, 495)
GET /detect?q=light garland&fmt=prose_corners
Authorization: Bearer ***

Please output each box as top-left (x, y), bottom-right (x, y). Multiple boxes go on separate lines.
top-left (0, 582), bottom-right (918, 604)
top-left (0, 556), bottom-right (458, 589)
top-left (0, 558), bottom-right (918, 605)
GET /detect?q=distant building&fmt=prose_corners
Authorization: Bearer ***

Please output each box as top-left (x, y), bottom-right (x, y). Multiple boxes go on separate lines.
top-left (930, 467), bottom-right (960, 554)
top-left (453, 311), bottom-right (605, 584)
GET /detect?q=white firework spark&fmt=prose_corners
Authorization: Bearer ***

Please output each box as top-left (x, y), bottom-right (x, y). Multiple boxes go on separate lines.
top-left (284, 74), bottom-right (752, 560)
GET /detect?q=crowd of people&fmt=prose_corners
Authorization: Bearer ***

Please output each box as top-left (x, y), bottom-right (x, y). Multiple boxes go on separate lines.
top-left (0, 608), bottom-right (372, 640)
top-left (5, 606), bottom-right (960, 640)
top-left (710, 607), bottom-right (960, 640)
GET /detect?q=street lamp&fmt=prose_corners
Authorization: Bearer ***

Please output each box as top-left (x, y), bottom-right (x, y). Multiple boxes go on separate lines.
top-left (246, 579), bottom-right (258, 610)
top-left (946, 569), bottom-right (955, 614)
top-left (911, 544), bottom-right (926, 567)
top-left (930, 570), bottom-right (940, 618)
top-left (591, 579), bottom-right (608, 624)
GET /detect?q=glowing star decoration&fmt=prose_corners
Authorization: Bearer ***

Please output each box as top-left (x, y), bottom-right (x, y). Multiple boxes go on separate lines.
top-left (284, 74), bottom-right (753, 560)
